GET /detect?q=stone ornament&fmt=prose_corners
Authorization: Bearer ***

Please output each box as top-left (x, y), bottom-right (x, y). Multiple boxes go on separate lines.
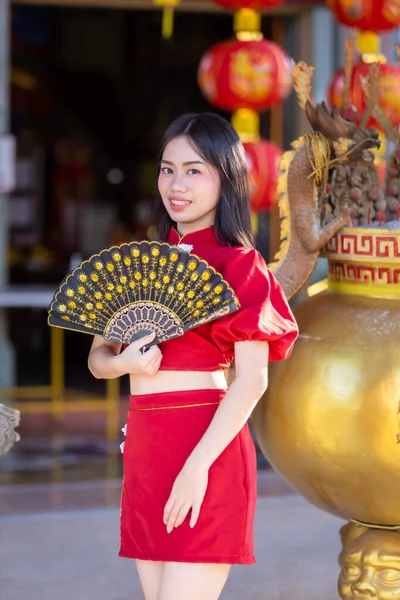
top-left (0, 403), bottom-right (20, 457)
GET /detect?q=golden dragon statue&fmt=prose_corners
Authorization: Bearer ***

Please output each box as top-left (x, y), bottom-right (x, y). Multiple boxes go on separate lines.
top-left (269, 98), bottom-right (380, 300)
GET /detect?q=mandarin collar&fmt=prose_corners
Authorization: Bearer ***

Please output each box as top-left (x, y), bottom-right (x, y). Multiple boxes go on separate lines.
top-left (167, 226), bottom-right (219, 250)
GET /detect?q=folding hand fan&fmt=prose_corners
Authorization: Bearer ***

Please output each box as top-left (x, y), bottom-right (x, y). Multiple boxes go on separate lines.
top-left (48, 240), bottom-right (240, 348)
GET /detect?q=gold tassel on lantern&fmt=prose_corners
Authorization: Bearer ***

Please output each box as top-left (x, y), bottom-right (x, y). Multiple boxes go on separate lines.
top-left (153, 0), bottom-right (180, 39)
top-left (232, 109), bottom-right (260, 143)
top-left (234, 8), bottom-right (263, 42)
top-left (231, 8), bottom-right (262, 143)
top-left (357, 31), bottom-right (386, 64)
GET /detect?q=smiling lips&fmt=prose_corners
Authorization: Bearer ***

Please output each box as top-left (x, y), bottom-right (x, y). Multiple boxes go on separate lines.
top-left (168, 196), bottom-right (191, 212)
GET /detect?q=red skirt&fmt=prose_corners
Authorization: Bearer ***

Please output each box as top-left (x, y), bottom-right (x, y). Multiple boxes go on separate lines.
top-left (119, 388), bottom-right (257, 564)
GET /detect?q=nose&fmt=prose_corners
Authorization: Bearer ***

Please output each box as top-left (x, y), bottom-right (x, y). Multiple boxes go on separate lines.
top-left (170, 172), bottom-right (187, 192)
top-left (351, 576), bottom-right (377, 597)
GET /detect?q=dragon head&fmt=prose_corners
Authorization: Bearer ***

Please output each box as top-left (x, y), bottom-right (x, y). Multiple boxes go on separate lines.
top-left (305, 101), bottom-right (380, 165)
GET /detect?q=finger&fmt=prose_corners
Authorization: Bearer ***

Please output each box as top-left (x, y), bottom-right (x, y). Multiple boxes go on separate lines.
top-left (152, 350), bottom-right (163, 362)
top-left (153, 346), bottom-right (162, 358)
top-left (141, 345), bottom-right (160, 362)
top-left (131, 331), bottom-right (156, 350)
top-left (150, 354), bottom-right (163, 373)
top-left (125, 341), bottom-right (157, 360)
top-left (174, 503), bottom-right (191, 529)
top-left (153, 355), bottom-right (163, 374)
top-left (144, 352), bottom-right (162, 374)
top-left (166, 505), bottom-right (182, 533)
top-left (163, 497), bottom-right (176, 525)
top-left (190, 504), bottom-right (201, 528)
top-left (142, 345), bottom-right (161, 361)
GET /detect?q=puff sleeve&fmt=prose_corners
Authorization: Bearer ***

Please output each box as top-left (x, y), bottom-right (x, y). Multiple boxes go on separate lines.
top-left (212, 248), bottom-right (298, 361)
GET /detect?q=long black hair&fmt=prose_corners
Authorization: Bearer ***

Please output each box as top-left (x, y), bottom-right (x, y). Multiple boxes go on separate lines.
top-left (155, 112), bottom-right (255, 249)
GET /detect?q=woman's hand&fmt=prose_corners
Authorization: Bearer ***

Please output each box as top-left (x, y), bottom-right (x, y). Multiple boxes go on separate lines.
top-left (163, 463), bottom-right (209, 533)
top-left (114, 331), bottom-right (163, 377)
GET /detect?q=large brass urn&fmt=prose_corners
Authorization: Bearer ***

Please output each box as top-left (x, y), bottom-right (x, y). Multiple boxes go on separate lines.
top-left (254, 229), bottom-right (400, 598)
top-left (254, 227), bottom-right (400, 526)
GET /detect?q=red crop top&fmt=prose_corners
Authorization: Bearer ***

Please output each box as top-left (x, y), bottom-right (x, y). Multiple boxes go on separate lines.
top-left (156, 226), bottom-right (299, 371)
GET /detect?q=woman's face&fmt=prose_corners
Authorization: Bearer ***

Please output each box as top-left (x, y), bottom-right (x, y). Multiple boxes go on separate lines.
top-left (158, 136), bottom-right (221, 235)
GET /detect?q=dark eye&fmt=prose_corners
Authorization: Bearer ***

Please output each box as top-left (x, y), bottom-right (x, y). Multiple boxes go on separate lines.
top-left (188, 168), bottom-right (200, 175)
top-left (161, 167), bottom-right (173, 175)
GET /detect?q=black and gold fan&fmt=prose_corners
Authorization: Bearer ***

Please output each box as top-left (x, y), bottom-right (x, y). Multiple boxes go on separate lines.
top-left (48, 240), bottom-right (240, 348)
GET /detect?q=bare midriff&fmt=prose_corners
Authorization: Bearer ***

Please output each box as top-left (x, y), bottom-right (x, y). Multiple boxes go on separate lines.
top-left (129, 370), bottom-right (228, 395)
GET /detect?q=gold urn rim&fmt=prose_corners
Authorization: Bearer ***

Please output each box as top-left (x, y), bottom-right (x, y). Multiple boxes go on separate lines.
top-left (323, 226), bottom-right (400, 298)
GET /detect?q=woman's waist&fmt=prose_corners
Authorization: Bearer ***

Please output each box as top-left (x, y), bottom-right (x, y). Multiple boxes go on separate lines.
top-left (129, 387), bottom-right (226, 410)
top-left (129, 369), bottom-right (228, 396)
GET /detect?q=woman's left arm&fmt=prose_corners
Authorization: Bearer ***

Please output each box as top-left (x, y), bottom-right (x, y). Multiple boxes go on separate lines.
top-left (163, 339), bottom-right (269, 533)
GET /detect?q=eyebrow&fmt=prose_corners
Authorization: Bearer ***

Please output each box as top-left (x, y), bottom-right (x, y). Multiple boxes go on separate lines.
top-left (343, 553), bottom-right (400, 568)
top-left (161, 160), bottom-right (204, 166)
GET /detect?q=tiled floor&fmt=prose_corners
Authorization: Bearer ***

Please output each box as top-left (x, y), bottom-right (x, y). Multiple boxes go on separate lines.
top-left (0, 418), bottom-right (341, 599)
top-left (0, 493), bottom-right (344, 600)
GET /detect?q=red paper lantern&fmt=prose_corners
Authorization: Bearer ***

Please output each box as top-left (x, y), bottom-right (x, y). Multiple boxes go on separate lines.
top-left (197, 39), bottom-right (292, 112)
top-left (328, 61), bottom-right (400, 129)
top-left (213, 0), bottom-right (284, 10)
top-left (327, 0), bottom-right (400, 32)
top-left (244, 139), bottom-right (282, 212)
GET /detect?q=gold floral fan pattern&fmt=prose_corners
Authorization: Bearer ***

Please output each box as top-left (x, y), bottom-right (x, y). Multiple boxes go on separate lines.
top-left (48, 241), bottom-right (240, 346)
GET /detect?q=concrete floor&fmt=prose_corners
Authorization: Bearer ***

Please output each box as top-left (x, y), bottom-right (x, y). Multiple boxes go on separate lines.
top-left (0, 493), bottom-right (344, 600)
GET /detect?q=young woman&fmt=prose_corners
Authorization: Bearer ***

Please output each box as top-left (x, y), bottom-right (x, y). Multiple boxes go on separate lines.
top-left (88, 113), bottom-right (298, 600)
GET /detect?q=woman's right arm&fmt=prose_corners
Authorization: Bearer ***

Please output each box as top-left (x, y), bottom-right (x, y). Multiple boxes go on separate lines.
top-left (88, 331), bottom-right (162, 379)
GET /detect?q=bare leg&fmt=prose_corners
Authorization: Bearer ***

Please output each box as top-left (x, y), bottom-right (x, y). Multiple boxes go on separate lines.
top-left (157, 562), bottom-right (231, 600)
top-left (136, 560), bottom-right (164, 600)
